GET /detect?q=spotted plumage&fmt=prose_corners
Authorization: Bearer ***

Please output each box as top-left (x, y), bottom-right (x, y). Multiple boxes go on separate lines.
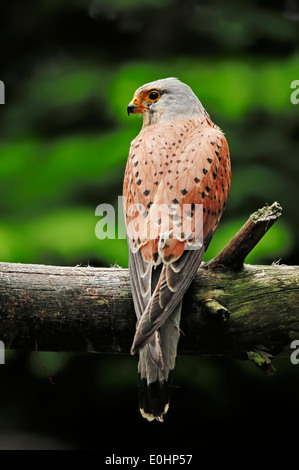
top-left (123, 78), bottom-right (231, 421)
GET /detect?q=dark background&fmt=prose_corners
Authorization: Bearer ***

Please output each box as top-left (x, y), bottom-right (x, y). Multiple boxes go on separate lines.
top-left (0, 0), bottom-right (298, 452)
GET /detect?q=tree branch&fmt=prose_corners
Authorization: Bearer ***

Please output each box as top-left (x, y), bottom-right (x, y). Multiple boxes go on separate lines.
top-left (0, 203), bottom-right (298, 366)
top-left (206, 201), bottom-right (282, 269)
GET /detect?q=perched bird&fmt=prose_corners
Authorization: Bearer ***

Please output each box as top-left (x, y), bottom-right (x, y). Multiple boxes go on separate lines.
top-left (123, 78), bottom-right (231, 422)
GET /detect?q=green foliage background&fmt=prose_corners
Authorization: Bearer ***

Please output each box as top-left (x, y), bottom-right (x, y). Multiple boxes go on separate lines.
top-left (0, 0), bottom-right (298, 451)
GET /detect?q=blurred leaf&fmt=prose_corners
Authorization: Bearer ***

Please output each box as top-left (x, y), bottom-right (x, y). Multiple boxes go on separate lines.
top-left (27, 67), bottom-right (104, 108)
top-left (228, 164), bottom-right (289, 210)
top-left (28, 351), bottom-right (72, 379)
top-left (0, 225), bottom-right (18, 261)
top-left (0, 129), bottom-right (132, 212)
top-left (0, 140), bottom-right (39, 177)
top-left (110, 54), bottom-right (299, 120)
top-left (245, 220), bottom-right (294, 264)
top-left (91, 0), bottom-right (171, 11)
top-left (95, 355), bottom-right (137, 392)
top-left (0, 207), bottom-right (129, 267)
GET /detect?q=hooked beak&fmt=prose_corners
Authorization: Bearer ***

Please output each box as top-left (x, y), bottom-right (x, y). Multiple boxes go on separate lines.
top-left (127, 99), bottom-right (145, 116)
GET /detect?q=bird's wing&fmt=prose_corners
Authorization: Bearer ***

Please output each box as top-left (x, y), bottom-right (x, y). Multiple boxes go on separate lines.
top-left (131, 247), bottom-right (205, 354)
top-left (128, 247), bottom-right (151, 321)
top-left (128, 248), bottom-right (164, 367)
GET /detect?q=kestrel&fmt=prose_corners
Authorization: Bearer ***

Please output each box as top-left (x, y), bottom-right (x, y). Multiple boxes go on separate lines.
top-left (123, 78), bottom-right (231, 422)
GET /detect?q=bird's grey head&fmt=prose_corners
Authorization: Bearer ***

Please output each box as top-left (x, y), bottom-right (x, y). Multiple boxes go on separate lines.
top-left (127, 77), bottom-right (205, 127)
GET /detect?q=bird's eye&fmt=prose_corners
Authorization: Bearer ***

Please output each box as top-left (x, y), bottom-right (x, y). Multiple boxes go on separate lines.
top-left (147, 90), bottom-right (160, 102)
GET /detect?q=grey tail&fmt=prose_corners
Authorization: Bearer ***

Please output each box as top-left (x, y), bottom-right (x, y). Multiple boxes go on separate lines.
top-left (137, 301), bottom-right (182, 422)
